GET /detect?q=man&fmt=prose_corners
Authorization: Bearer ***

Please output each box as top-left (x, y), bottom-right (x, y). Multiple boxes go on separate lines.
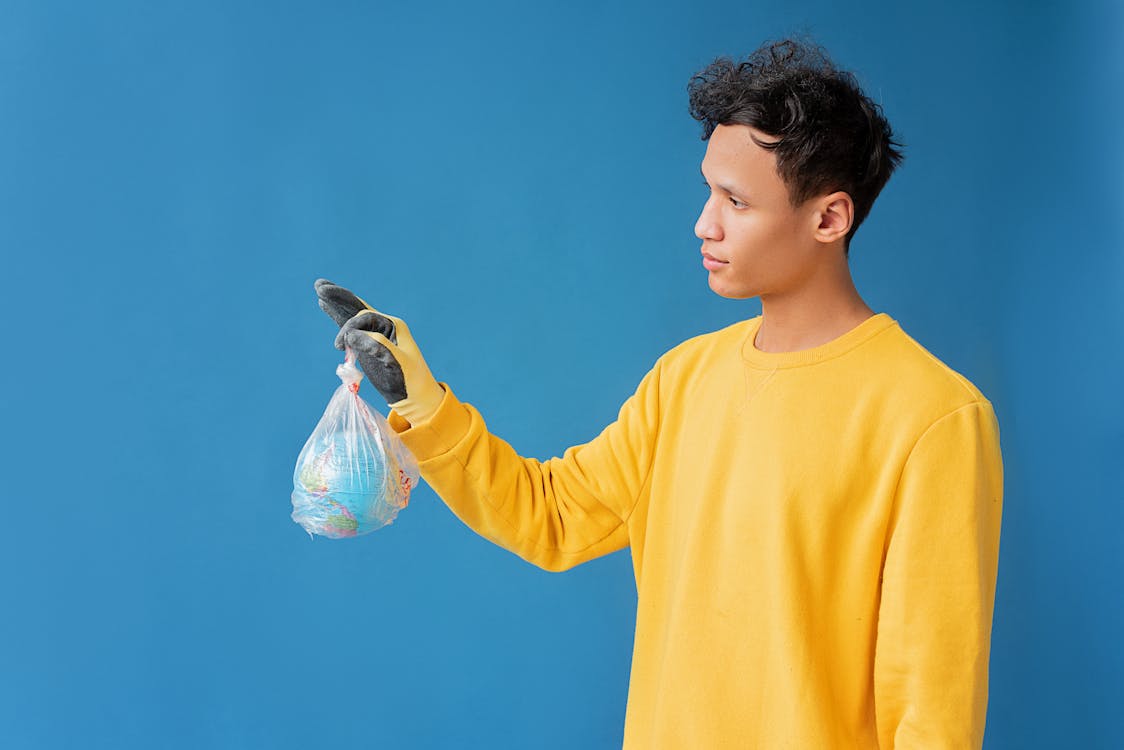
top-left (315, 37), bottom-right (1004, 749)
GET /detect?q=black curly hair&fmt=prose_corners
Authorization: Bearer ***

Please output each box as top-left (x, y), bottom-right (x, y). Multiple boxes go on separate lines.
top-left (688, 37), bottom-right (904, 254)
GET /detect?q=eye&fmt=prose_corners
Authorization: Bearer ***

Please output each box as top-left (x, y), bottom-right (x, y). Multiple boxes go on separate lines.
top-left (729, 197), bottom-right (747, 209)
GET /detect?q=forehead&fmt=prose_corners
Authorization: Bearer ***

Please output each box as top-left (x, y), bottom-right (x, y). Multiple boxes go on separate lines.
top-left (701, 124), bottom-right (783, 186)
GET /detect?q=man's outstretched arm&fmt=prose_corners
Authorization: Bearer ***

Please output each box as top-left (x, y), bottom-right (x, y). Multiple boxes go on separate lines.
top-left (385, 361), bottom-right (662, 572)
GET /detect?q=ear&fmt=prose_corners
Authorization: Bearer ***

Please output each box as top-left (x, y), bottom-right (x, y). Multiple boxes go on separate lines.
top-left (812, 191), bottom-right (854, 245)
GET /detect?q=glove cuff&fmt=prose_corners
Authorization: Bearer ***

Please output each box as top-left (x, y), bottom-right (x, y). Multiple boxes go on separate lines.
top-left (389, 379), bottom-right (446, 427)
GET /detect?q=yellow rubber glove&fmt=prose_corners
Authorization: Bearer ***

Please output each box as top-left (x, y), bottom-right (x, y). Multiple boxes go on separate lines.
top-left (315, 279), bottom-right (445, 426)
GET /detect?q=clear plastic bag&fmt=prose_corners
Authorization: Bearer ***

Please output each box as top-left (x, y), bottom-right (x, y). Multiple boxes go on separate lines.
top-left (291, 348), bottom-right (420, 538)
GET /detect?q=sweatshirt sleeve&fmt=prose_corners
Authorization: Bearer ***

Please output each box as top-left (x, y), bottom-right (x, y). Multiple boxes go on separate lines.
top-left (874, 400), bottom-right (1004, 749)
top-left (383, 358), bottom-right (664, 572)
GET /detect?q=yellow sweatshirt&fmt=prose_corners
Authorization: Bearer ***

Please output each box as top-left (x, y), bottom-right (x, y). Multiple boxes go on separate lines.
top-left (387, 312), bottom-right (1004, 749)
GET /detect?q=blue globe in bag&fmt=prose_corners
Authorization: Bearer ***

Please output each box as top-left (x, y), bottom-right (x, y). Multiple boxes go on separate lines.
top-left (292, 427), bottom-right (399, 538)
top-left (291, 351), bottom-right (416, 539)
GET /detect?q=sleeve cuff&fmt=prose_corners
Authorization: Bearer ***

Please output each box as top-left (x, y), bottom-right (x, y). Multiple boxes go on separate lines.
top-left (386, 382), bottom-right (473, 461)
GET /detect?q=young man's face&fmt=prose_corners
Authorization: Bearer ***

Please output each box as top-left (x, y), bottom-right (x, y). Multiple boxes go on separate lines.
top-left (695, 124), bottom-right (823, 300)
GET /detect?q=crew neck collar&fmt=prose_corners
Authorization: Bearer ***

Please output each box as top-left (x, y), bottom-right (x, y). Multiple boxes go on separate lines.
top-left (740, 312), bottom-right (896, 369)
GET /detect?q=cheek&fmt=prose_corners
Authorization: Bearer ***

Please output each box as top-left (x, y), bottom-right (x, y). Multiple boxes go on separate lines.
top-left (759, 211), bottom-right (802, 246)
top-left (725, 213), bottom-right (776, 253)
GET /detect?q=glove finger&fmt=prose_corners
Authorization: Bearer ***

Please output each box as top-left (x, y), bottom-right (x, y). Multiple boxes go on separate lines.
top-left (345, 329), bottom-right (408, 403)
top-left (386, 314), bottom-right (416, 349)
top-left (314, 278), bottom-right (371, 327)
top-left (334, 310), bottom-right (398, 350)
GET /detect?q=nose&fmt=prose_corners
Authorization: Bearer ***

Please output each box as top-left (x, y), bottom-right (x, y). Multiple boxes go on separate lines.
top-left (694, 196), bottom-right (722, 242)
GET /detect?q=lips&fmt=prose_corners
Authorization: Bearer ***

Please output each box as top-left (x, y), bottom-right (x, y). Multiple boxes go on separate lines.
top-left (701, 251), bottom-right (728, 263)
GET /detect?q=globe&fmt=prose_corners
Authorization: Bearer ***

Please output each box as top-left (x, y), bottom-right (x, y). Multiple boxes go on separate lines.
top-left (291, 427), bottom-right (403, 538)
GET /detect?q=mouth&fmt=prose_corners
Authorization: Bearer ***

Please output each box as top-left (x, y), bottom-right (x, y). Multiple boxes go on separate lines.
top-left (701, 251), bottom-right (728, 263)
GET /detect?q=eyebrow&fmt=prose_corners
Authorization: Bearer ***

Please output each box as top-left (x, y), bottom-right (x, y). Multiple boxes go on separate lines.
top-left (700, 168), bottom-right (746, 198)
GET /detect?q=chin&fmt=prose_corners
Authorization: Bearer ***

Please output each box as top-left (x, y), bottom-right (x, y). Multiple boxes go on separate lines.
top-left (708, 275), bottom-right (758, 300)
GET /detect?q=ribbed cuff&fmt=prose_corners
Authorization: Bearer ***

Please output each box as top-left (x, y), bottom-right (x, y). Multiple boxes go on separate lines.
top-left (386, 382), bottom-right (473, 461)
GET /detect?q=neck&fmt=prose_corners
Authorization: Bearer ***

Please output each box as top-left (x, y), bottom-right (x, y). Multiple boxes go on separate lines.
top-left (753, 258), bottom-right (875, 354)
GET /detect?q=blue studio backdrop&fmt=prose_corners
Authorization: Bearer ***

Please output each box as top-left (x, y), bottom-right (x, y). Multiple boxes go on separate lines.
top-left (1, 1), bottom-right (1121, 748)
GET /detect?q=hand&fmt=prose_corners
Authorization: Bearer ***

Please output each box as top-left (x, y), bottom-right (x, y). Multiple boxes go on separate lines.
top-left (314, 279), bottom-right (445, 426)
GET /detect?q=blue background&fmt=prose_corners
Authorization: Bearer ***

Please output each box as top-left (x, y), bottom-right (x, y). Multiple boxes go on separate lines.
top-left (2, 1), bottom-right (1121, 747)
